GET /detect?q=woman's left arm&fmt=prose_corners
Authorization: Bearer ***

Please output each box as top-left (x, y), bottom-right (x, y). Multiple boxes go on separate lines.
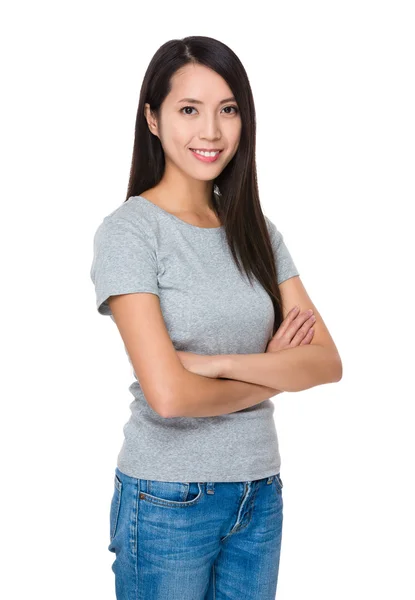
top-left (218, 344), bottom-right (341, 393)
top-left (219, 276), bottom-right (342, 392)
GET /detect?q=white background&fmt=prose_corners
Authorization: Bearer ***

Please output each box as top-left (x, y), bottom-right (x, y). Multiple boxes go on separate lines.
top-left (1, 1), bottom-right (414, 598)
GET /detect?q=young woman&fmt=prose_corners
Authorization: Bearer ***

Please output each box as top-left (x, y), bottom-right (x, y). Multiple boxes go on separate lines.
top-left (90, 35), bottom-right (342, 600)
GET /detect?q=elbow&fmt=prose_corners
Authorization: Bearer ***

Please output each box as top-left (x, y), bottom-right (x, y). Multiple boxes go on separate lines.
top-left (310, 345), bottom-right (343, 387)
top-left (156, 405), bottom-right (173, 419)
top-left (331, 353), bottom-right (343, 383)
top-left (144, 383), bottom-right (180, 419)
top-left (317, 346), bottom-right (343, 386)
top-left (336, 359), bottom-right (343, 382)
top-left (156, 367), bottom-right (191, 418)
top-left (154, 383), bottom-right (184, 419)
top-left (153, 392), bottom-right (178, 419)
top-left (146, 395), bottom-right (169, 419)
top-left (150, 397), bottom-right (168, 418)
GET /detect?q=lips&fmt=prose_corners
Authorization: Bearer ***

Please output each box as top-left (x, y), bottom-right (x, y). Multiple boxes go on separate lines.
top-left (189, 148), bottom-right (223, 152)
top-left (189, 148), bottom-right (223, 163)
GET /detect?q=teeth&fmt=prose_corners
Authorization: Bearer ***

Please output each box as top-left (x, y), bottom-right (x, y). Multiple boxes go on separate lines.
top-left (192, 149), bottom-right (220, 157)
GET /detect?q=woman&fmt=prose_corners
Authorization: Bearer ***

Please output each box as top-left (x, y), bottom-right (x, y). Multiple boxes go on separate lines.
top-left (90, 35), bottom-right (342, 600)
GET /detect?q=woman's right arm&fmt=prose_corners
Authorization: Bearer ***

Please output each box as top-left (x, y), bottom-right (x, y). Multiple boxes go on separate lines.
top-left (108, 291), bottom-right (282, 419)
top-left (170, 373), bottom-right (283, 418)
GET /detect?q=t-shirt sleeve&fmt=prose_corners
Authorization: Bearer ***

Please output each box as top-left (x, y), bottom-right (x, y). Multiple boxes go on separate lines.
top-left (265, 215), bottom-right (300, 285)
top-left (90, 216), bottom-right (160, 316)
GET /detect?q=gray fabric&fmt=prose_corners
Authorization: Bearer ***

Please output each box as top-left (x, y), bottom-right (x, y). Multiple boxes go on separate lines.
top-left (90, 195), bottom-right (299, 482)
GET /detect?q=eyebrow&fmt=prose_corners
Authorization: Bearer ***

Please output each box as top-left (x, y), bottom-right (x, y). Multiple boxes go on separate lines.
top-left (176, 96), bottom-right (236, 105)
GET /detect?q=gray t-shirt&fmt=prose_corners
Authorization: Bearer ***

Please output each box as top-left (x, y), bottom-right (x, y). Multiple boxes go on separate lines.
top-left (90, 195), bottom-right (299, 482)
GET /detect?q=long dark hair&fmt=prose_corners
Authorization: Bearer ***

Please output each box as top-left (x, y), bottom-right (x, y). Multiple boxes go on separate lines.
top-left (125, 35), bottom-right (284, 336)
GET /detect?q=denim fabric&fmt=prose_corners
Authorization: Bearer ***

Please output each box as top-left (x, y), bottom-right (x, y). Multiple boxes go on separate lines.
top-left (108, 466), bottom-right (284, 599)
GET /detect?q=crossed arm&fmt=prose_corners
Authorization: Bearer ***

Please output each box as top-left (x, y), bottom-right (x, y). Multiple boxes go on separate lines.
top-left (170, 277), bottom-right (342, 418)
top-left (181, 343), bottom-right (342, 393)
top-left (109, 275), bottom-right (342, 419)
top-left (171, 343), bottom-right (341, 418)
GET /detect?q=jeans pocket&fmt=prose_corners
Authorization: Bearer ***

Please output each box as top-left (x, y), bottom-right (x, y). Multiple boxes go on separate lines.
top-left (274, 473), bottom-right (284, 494)
top-left (140, 480), bottom-right (203, 508)
top-left (109, 473), bottom-right (122, 541)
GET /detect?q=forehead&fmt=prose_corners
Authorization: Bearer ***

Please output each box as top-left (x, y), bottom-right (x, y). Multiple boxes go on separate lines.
top-left (167, 63), bottom-right (233, 103)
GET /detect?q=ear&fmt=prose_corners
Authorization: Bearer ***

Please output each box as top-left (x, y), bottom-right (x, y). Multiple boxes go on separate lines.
top-left (144, 103), bottom-right (159, 139)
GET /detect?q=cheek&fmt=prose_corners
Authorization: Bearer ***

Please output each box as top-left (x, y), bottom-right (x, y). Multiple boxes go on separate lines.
top-left (233, 123), bottom-right (242, 144)
top-left (225, 121), bottom-right (241, 147)
top-left (169, 120), bottom-right (191, 142)
top-left (159, 117), bottom-right (188, 147)
top-left (159, 130), bottom-right (188, 159)
top-left (227, 137), bottom-right (240, 159)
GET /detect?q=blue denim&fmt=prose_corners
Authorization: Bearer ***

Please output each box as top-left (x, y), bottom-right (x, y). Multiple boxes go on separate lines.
top-left (108, 466), bottom-right (284, 599)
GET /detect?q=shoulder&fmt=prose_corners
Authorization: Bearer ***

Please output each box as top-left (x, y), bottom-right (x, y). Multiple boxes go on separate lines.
top-left (263, 214), bottom-right (274, 231)
top-left (263, 214), bottom-right (281, 241)
top-left (96, 196), bottom-right (152, 227)
top-left (92, 196), bottom-right (158, 245)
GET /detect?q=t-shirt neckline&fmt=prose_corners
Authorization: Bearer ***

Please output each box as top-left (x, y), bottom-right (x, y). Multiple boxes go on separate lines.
top-left (132, 195), bottom-right (224, 232)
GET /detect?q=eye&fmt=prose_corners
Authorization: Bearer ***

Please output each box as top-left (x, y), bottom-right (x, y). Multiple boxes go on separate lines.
top-left (181, 106), bottom-right (197, 115)
top-left (180, 105), bottom-right (239, 115)
top-left (222, 105), bottom-right (239, 114)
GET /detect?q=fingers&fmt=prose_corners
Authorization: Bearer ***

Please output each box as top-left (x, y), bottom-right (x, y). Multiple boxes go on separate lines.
top-left (299, 327), bottom-right (315, 345)
top-left (274, 305), bottom-right (302, 339)
top-left (272, 305), bottom-right (315, 349)
top-left (291, 315), bottom-right (315, 346)
top-left (287, 308), bottom-right (314, 338)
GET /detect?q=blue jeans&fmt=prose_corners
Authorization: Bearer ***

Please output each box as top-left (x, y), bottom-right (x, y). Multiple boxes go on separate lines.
top-left (108, 466), bottom-right (284, 599)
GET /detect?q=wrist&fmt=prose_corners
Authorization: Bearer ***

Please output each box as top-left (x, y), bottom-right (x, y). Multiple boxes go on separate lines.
top-left (215, 354), bottom-right (231, 379)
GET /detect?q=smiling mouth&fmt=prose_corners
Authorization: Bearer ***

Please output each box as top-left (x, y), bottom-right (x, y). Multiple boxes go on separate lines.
top-left (189, 148), bottom-right (223, 153)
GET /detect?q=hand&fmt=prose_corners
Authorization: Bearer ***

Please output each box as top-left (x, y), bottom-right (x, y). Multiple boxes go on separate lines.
top-left (176, 351), bottom-right (223, 379)
top-left (266, 306), bottom-right (315, 353)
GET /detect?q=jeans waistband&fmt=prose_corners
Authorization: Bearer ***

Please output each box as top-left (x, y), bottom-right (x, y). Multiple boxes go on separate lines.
top-left (204, 475), bottom-right (274, 495)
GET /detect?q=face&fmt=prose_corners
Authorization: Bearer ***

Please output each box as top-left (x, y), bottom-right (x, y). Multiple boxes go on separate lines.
top-left (144, 63), bottom-right (242, 182)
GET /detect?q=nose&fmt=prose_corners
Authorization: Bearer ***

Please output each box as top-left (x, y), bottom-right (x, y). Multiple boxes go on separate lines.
top-left (199, 114), bottom-right (222, 142)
